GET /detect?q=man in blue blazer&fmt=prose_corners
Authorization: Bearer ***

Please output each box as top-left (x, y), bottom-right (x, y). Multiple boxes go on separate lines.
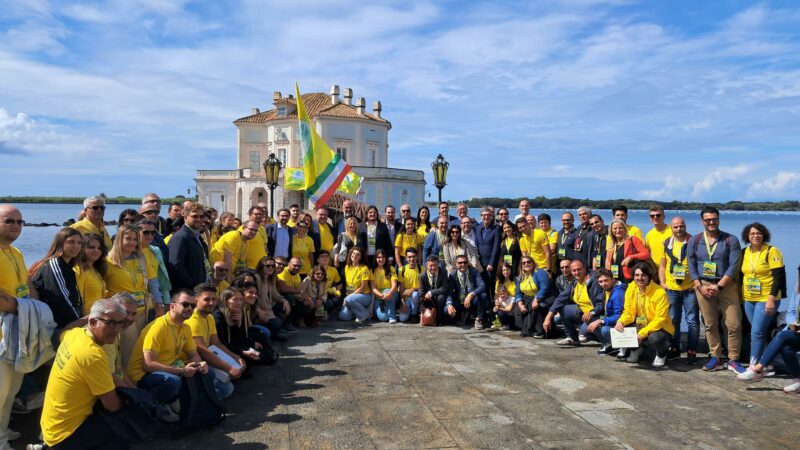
top-left (474, 207), bottom-right (501, 298)
top-left (445, 255), bottom-right (487, 329)
top-left (267, 208), bottom-right (294, 259)
top-left (423, 216), bottom-right (450, 263)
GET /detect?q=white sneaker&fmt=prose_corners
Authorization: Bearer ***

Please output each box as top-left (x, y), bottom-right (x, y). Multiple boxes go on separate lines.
top-left (652, 354), bottom-right (667, 368)
top-left (556, 337), bottom-right (579, 346)
top-left (27, 444), bottom-right (45, 450)
top-left (388, 319), bottom-right (397, 324)
top-left (784, 380), bottom-right (800, 394)
top-left (627, 348), bottom-right (643, 363)
top-left (578, 334), bottom-right (588, 343)
top-left (737, 367), bottom-right (764, 382)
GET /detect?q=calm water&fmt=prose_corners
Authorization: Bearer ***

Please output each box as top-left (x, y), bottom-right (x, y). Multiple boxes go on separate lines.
top-left (10, 203), bottom-right (800, 292)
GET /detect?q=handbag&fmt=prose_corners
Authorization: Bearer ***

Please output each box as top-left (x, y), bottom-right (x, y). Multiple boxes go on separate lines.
top-left (420, 304), bottom-right (437, 327)
top-left (334, 233), bottom-right (349, 263)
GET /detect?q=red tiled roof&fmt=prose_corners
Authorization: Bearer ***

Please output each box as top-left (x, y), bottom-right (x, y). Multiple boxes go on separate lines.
top-left (234, 92), bottom-right (389, 126)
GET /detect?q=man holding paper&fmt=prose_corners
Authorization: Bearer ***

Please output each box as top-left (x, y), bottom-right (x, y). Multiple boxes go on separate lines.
top-left (615, 262), bottom-right (674, 368)
top-left (185, 283), bottom-right (246, 398)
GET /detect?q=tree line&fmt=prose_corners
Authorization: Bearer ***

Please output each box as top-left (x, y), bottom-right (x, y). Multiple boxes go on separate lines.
top-left (447, 196), bottom-right (800, 211)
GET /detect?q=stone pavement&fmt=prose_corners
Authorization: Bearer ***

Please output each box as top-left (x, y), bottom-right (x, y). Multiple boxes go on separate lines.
top-left (124, 322), bottom-right (800, 450)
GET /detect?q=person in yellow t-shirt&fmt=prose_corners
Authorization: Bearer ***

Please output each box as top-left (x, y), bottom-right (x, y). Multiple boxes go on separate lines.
top-left (371, 250), bottom-right (399, 323)
top-left (137, 218), bottom-right (165, 317)
top-left (616, 262), bottom-right (674, 367)
top-left (518, 218), bottom-right (552, 272)
top-left (40, 299), bottom-right (126, 448)
top-left (495, 262), bottom-right (516, 297)
top-left (415, 205), bottom-right (433, 239)
top-left (74, 233), bottom-right (108, 316)
top-left (537, 213), bottom-right (559, 271)
top-left (739, 222), bottom-right (786, 365)
top-left (291, 221), bottom-right (315, 276)
top-left (544, 260), bottom-right (603, 345)
top-left (70, 195), bottom-right (113, 250)
top-left (317, 251), bottom-right (342, 304)
top-left (657, 217), bottom-right (699, 363)
top-left (314, 207), bottom-right (335, 255)
top-left (127, 290), bottom-right (208, 405)
top-left (397, 247), bottom-right (422, 322)
top-left (645, 205), bottom-right (672, 279)
top-left (242, 206), bottom-right (269, 270)
top-left (612, 205), bottom-right (643, 241)
top-left (395, 217), bottom-right (424, 265)
top-left (339, 247), bottom-right (374, 322)
top-left (209, 220), bottom-right (258, 276)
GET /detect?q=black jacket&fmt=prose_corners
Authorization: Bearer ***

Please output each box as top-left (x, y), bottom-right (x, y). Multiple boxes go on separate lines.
top-left (31, 257), bottom-right (82, 327)
top-left (266, 224), bottom-right (294, 259)
top-left (358, 221), bottom-right (393, 258)
top-left (167, 225), bottom-right (208, 292)
top-left (550, 275), bottom-right (605, 316)
top-left (418, 268), bottom-right (450, 300)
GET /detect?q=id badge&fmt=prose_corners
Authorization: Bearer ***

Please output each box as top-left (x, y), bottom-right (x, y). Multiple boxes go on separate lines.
top-left (503, 254), bottom-right (513, 265)
top-left (702, 260), bottom-right (717, 277)
top-left (594, 255), bottom-right (601, 268)
top-left (459, 291), bottom-right (467, 301)
top-left (315, 304), bottom-right (325, 317)
top-left (368, 235), bottom-right (376, 247)
top-left (745, 277), bottom-right (762, 295)
top-left (558, 248), bottom-right (566, 258)
top-left (132, 291), bottom-right (146, 307)
top-left (574, 237), bottom-right (582, 251)
top-left (672, 264), bottom-right (686, 280)
top-left (15, 284), bottom-right (29, 298)
top-left (635, 315), bottom-right (648, 330)
top-left (439, 250), bottom-right (445, 261)
top-left (611, 265), bottom-right (620, 279)
top-left (171, 359), bottom-right (185, 369)
top-left (204, 258), bottom-right (212, 277)
top-left (346, 285), bottom-right (355, 295)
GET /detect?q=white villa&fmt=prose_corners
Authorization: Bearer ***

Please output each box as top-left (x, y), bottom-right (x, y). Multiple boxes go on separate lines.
top-left (195, 85), bottom-right (426, 217)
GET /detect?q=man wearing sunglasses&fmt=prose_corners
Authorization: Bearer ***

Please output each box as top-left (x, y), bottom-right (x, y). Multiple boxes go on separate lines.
top-left (70, 195), bottom-right (112, 250)
top-left (445, 255), bottom-right (487, 329)
top-left (645, 205), bottom-right (672, 283)
top-left (127, 289), bottom-right (208, 412)
top-left (141, 193), bottom-right (168, 235)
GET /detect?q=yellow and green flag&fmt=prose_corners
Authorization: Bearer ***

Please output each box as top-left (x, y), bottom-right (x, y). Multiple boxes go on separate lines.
top-left (296, 83), bottom-right (353, 207)
top-left (284, 168), bottom-right (363, 196)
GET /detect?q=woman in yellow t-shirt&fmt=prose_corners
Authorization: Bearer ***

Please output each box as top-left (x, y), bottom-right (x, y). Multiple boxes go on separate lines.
top-left (415, 206), bottom-right (432, 239)
top-left (371, 249), bottom-right (399, 323)
top-left (740, 222), bottom-right (786, 365)
top-left (395, 217), bottom-right (423, 265)
top-left (338, 247), bottom-right (373, 322)
top-left (513, 256), bottom-right (552, 337)
top-left (494, 262), bottom-right (516, 298)
top-left (74, 233), bottom-right (108, 316)
top-left (291, 221), bottom-right (315, 277)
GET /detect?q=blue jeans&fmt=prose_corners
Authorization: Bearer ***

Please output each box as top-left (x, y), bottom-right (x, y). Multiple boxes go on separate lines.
top-left (398, 291), bottom-right (420, 322)
top-left (563, 304), bottom-right (602, 342)
top-left (667, 288), bottom-right (699, 351)
top-left (339, 293), bottom-right (374, 321)
top-left (374, 290), bottom-right (399, 321)
top-left (210, 368), bottom-right (234, 400)
top-left (759, 329), bottom-right (800, 377)
top-left (744, 300), bottom-right (780, 364)
top-left (600, 325), bottom-right (612, 345)
top-left (138, 371), bottom-right (181, 404)
top-left (250, 324), bottom-right (272, 340)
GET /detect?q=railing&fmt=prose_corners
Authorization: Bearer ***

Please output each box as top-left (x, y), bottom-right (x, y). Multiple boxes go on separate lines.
top-left (195, 170), bottom-right (240, 179)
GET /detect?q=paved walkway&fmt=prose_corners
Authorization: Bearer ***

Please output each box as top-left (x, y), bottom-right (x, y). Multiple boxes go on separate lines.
top-left (128, 322), bottom-right (800, 449)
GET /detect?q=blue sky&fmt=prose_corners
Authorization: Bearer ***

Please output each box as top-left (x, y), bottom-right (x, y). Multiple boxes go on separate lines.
top-left (1, 0), bottom-right (799, 202)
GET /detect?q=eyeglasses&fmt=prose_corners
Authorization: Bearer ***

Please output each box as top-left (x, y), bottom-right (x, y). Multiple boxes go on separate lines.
top-left (140, 230), bottom-right (156, 236)
top-left (702, 218), bottom-right (719, 223)
top-left (89, 205), bottom-right (106, 211)
top-left (649, 214), bottom-right (663, 218)
top-left (177, 302), bottom-right (196, 309)
top-left (498, 212), bottom-right (508, 216)
top-left (143, 210), bottom-right (158, 215)
top-left (97, 318), bottom-right (125, 328)
top-left (456, 261), bottom-right (468, 265)
top-left (245, 227), bottom-right (259, 232)
top-left (144, 199), bottom-right (160, 204)
top-left (214, 267), bottom-right (228, 273)
top-left (2, 218), bottom-right (25, 226)
top-left (264, 264), bottom-right (276, 268)
top-left (401, 209), bottom-right (410, 213)
top-left (521, 261), bottom-right (534, 265)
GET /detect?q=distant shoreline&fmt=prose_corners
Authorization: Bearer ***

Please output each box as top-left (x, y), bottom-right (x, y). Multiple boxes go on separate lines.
top-left (2, 196), bottom-right (192, 204)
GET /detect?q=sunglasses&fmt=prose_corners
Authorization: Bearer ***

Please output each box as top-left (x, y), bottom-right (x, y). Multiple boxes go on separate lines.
top-left (401, 210), bottom-right (410, 213)
top-left (97, 318), bottom-right (125, 328)
top-left (140, 230), bottom-right (156, 236)
top-left (143, 210), bottom-right (159, 215)
top-left (89, 205), bottom-right (106, 211)
top-left (215, 267), bottom-right (229, 273)
top-left (2, 218), bottom-right (25, 226)
top-left (177, 302), bottom-right (196, 309)
top-left (522, 261), bottom-right (534, 265)
top-left (649, 214), bottom-right (663, 218)
top-left (264, 264), bottom-right (276, 268)
top-left (450, 230), bottom-right (460, 234)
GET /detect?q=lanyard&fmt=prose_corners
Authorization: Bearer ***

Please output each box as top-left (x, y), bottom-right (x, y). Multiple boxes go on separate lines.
top-left (560, 228), bottom-right (573, 246)
top-left (703, 232), bottom-right (718, 259)
top-left (636, 289), bottom-right (646, 316)
top-left (748, 245), bottom-right (766, 275)
top-left (166, 316), bottom-right (183, 361)
top-left (1, 247), bottom-right (24, 287)
top-left (125, 255), bottom-right (145, 290)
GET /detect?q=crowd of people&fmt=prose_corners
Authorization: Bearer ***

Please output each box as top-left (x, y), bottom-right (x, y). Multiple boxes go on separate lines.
top-left (1, 195), bottom-right (799, 449)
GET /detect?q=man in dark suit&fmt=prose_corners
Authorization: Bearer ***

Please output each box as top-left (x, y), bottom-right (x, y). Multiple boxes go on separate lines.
top-left (446, 255), bottom-right (487, 329)
top-left (474, 207), bottom-right (501, 299)
top-left (167, 203), bottom-right (209, 292)
top-left (334, 199), bottom-right (361, 235)
top-left (418, 255), bottom-right (450, 325)
top-left (267, 208), bottom-right (294, 259)
top-left (383, 205), bottom-right (403, 246)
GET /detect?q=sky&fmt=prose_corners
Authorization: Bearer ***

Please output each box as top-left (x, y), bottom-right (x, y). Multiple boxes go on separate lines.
top-left (1, 0), bottom-right (800, 203)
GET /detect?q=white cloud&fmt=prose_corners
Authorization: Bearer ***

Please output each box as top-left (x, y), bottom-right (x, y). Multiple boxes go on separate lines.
top-left (747, 172), bottom-right (800, 198)
top-left (0, 107), bottom-right (105, 155)
top-left (691, 164), bottom-right (751, 197)
top-left (641, 175), bottom-right (684, 200)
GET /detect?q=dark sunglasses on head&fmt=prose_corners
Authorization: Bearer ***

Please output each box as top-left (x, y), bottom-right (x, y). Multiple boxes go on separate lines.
top-left (2, 218), bottom-right (25, 225)
top-left (89, 205), bottom-right (106, 211)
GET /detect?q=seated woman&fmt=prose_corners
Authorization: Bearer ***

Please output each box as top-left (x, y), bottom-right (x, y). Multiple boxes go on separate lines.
top-left (442, 225), bottom-right (481, 275)
top-left (299, 265), bottom-right (327, 327)
top-left (371, 250), bottom-right (399, 323)
top-left (255, 257), bottom-right (289, 341)
top-left (74, 233), bottom-right (108, 317)
top-left (235, 278), bottom-right (273, 343)
top-left (614, 262), bottom-right (674, 367)
top-left (338, 247), bottom-right (374, 322)
top-left (30, 228), bottom-right (85, 334)
top-left (214, 288), bottom-right (273, 365)
top-left (513, 256), bottom-right (552, 338)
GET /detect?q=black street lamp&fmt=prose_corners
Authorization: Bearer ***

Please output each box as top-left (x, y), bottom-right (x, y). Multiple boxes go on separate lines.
top-left (431, 154), bottom-right (449, 204)
top-left (263, 153), bottom-right (283, 219)
top-left (220, 193), bottom-right (225, 211)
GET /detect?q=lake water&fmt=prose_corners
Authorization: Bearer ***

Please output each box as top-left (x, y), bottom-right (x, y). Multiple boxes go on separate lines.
top-left (9, 203), bottom-right (800, 293)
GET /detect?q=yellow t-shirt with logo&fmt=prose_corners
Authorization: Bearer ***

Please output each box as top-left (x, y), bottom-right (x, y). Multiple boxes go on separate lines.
top-left (544, 228), bottom-right (558, 246)
top-left (345, 265), bottom-right (373, 294)
top-left (395, 232), bottom-right (423, 254)
top-left (241, 225), bottom-right (268, 270)
top-left (324, 265), bottom-right (341, 296)
top-left (416, 224), bottom-right (431, 239)
top-left (399, 264), bottom-right (421, 291)
top-left (291, 235), bottom-right (315, 275)
top-left (74, 265), bottom-right (107, 315)
top-left (277, 267), bottom-right (301, 290)
top-left (572, 281), bottom-right (594, 314)
top-left (373, 266), bottom-right (398, 291)
top-left (517, 274), bottom-right (538, 298)
top-left (127, 313), bottom-right (196, 383)
top-left (105, 256), bottom-right (152, 310)
top-left (185, 309), bottom-right (217, 346)
top-left (646, 226), bottom-right (673, 266)
top-left (318, 223), bottom-right (334, 253)
top-left (70, 218), bottom-right (112, 251)
top-left (627, 224), bottom-right (643, 242)
top-left (521, 229), bottom-right (549, 269)
top-left (41, 328), bottom-right (115, 446)
top-left (209, 230), bottom-right (246, 271)
top-left (741, 245), bottom-right (784, 302)
top-left (662, 240), bottom-right (693, 291)
top-left (0, 245), bottom-right (28, 298)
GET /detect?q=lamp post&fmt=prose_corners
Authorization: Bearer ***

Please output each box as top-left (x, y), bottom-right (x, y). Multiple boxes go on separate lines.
top-left (220, 193), bottom-right (225, 211)
top-left (263, 153), bottom-right (283, 219)
top-left (431, 154), bottom-right (449, 205)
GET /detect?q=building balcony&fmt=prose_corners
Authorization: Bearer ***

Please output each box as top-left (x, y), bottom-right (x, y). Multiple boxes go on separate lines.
top-left (196, 169), bottom-right (240, 180)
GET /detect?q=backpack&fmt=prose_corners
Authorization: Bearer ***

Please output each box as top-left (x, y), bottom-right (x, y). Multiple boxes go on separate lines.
top-left (178, 372), bottom-right (225, 431)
